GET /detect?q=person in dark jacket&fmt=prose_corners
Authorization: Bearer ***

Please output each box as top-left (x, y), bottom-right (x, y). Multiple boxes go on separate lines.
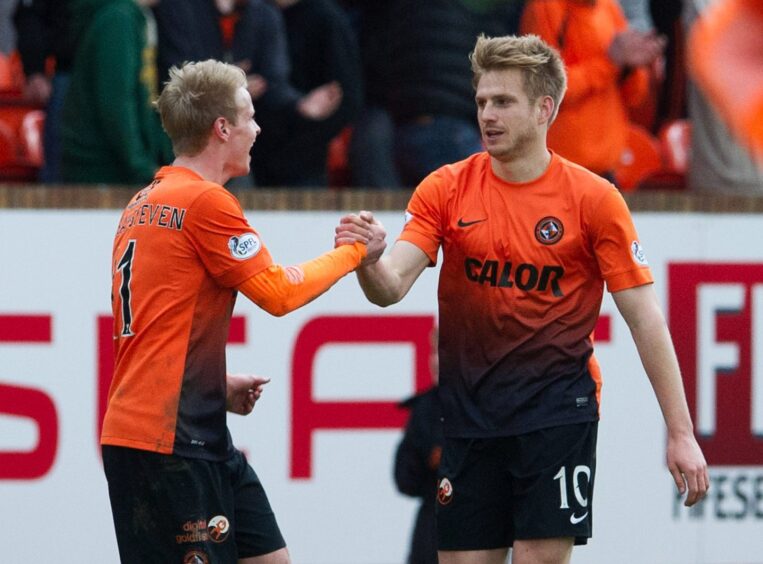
top-left (13, 0), bottom-right (77, 182)
top-left (251, 0), bottom-right (362, 188)
top-left (394, 327), bottom-right (442, 564)
top-left (152, 0), bottom-right (345, 188)
top-left (348, 0), bottom-right (525, 188)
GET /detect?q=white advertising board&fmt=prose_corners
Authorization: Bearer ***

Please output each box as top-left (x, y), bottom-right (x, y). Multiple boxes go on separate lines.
top-left (1, 209), bottom-right (762, 564)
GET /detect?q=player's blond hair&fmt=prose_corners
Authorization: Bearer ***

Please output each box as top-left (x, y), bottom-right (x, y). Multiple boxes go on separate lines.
top-left (156, 60), bottom-right (247, 157)
top-left (470, 34), bottom-right (567, 121)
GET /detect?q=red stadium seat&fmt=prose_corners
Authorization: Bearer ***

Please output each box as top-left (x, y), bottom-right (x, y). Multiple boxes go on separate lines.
top-left (625, 118), bottom-right (693, 191)
top-left (20, 110), bottom-right (45, 168)
top-left (0, 122), bottom-right (15, 167)
top-left (0, 103), bottom-right (46, 181)
top-left (659, 119), bottom-right (692, 175)
top-left (0, 51), bottom-right (25, 97)
top-left (614, 123), bottom-right (663, 191)
top-left (327, 126), bottom-right (353, 188)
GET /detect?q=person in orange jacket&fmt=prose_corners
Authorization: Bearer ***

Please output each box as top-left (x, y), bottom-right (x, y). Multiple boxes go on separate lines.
top-left (520, 0), bottom-right (665, 180)
top-left (688, 0), bottom-right (763, 158)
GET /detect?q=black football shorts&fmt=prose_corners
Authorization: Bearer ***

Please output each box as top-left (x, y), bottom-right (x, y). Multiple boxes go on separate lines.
top-left (102, 445), bottom-right (286, 563)
top-left (436, 421), bottom-right (597, 551)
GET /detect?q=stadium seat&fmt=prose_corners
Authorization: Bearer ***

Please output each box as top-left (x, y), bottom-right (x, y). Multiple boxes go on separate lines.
top-left (659, 119), bottom-right (691, 175)
top-left (20, 110), bottom-right (45, 168)
top-left (0, 103), bottom-right (46, 182)
top-left (614, 123), bottom-right (663, 191)
top-left (624, 118), bottom-right (693, 191)
top-left (0, 51), bottom-right (25, 97)
top-left (327, 126), bottom-right (353, 188)
top-left (0, 122), bottom-right (15, 167)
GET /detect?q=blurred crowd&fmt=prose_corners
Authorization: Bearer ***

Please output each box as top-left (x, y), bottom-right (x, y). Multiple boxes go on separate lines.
top-left (0, 0), bottom-right (760, 193)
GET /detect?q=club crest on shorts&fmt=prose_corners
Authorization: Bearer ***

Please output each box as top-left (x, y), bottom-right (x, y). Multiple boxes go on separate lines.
top-left (535, 216), bottom-right (564, 245)
top-left (228, 233), bottom-right (261, 260)
top-left (207, 515), bottom-right (230, 543)
top-left (183, 549), bottom-right (209, 564)
top-left (631, 240), bottom-right (649, 265)
top-left (437, 477), bottom-right (454, 505)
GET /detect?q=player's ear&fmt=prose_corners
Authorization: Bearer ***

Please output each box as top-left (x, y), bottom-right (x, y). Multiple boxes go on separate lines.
top-left (215, 118), bottom-right (229, 139)
top-left (537, 95), bottom-right (555, 125)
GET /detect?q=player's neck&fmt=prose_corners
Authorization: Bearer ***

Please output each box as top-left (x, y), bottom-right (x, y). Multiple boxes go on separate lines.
top-left (172, 154), bottom-right (229, 186)
top-left (490, 146), bottom-right (552, 184)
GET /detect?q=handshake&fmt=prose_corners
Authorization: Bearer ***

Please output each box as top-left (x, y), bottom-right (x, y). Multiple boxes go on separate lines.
top-left (334, 210), bottom-right (388, 266)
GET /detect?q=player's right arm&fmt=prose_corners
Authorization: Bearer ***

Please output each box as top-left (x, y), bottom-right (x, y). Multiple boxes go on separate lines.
top-left (345, 170), bottom-right (444, 306)
top-left (355, 240), bottom-right (430, 307)
top-left (237, 241), bottom-right (368, 317)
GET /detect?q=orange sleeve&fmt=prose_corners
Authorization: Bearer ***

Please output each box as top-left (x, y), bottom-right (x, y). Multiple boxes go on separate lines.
top-left (588, 188), bottom-right (653, 292)
top-left (689, 0), bottom-right (763, 154)
top-left (237, 242), bottom-right (366, 316)
top-left (520, 0), bottom-right (620, 106)
top-left (186, 187), bottom-right (274, 287)
top-left (398, 169), bottom-right (448, 265)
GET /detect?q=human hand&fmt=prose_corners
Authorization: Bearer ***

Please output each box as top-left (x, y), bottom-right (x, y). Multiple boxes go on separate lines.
top-left (335, 213), bottom-right (372, 247)
top-left (298, 81), bottom-right (343, 120)
top-left (666, 432), bottom-right (709, 507)
top-left (608, 29), bottom-right (666, 68)
top-left (359, 210), bottom-right (387, 265)
top-left (334, 211), bottom-right (387, 264)
top-left (24, 73), bottom-right (51, 106)
top-left (226, 373), bottom-right (271, 415)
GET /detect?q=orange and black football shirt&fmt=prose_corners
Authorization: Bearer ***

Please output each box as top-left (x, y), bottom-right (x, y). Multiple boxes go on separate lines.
top-left (101, 166), bottom-right (273, 460)
top-left (400, 152), bottom-right (653, 437)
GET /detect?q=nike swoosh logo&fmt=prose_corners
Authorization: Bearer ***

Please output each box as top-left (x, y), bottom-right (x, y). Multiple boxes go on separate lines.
top-left (570, 512), bottom-right (588, 525)
top-left (457, 218), bottom-right (487, 228)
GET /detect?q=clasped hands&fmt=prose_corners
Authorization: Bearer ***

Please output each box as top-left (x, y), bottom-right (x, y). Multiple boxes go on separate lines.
top-left (334, 210), bottom-right (387, 266)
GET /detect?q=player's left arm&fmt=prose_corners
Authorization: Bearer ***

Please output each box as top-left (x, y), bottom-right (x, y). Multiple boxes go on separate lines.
top-left (612, 284), bottom-right (710, 506)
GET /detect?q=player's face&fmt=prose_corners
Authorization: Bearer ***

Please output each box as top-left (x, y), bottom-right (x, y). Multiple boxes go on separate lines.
top-left (226, 86), bottom-right (260, 178)
top-left (475, 69), bottom-right (543, 161)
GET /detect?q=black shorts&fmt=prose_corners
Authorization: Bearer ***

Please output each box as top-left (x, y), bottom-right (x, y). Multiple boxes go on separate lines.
top-left (102, 445), bottom-right (285, 563)
top-left (436, 421), bottom-right (597, 551)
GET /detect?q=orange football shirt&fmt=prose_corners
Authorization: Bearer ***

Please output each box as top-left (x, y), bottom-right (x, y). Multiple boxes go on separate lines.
top-left (101, 166), bottom-right (273, 460)
top-left (400, 152), bottom-right (653, 437)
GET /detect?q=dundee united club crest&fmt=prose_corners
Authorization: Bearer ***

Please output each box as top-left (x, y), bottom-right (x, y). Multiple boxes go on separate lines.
top-left (437, 477), bottom-right (454, 505)
top-left (535, 217), bottom-right (564, 245)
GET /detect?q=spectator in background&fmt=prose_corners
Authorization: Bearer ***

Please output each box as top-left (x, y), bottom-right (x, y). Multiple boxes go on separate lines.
top-left (152, 0), bottom-right (343, 189)
top-left (60, 0), bottom-right (172, 185)
top-left (650, 0), bottom-right (685, 127)
top-left (521, 0), bottom-right (665, 182)
top-left (688, 0), bottom-right (763, 162)
top-left (683, 0), bottom-right (763, 194)
top-left (251, 0), bottom-right (362, 188)
top-left (394, 327), bottom-right (442, 564)
top-left (352, 0), bottom-right (525, 189)
top-left (343, 1), bottom-right (402, 188)
top-left (13, 0), bottom-right (76, 182)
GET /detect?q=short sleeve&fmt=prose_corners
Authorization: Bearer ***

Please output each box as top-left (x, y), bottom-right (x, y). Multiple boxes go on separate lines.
top-left (186, 188), bottom-right (274, 287)
top-left (398, 170), bottom-right (447, 265)
top-left (588, 188), bottom-right (653, 292)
